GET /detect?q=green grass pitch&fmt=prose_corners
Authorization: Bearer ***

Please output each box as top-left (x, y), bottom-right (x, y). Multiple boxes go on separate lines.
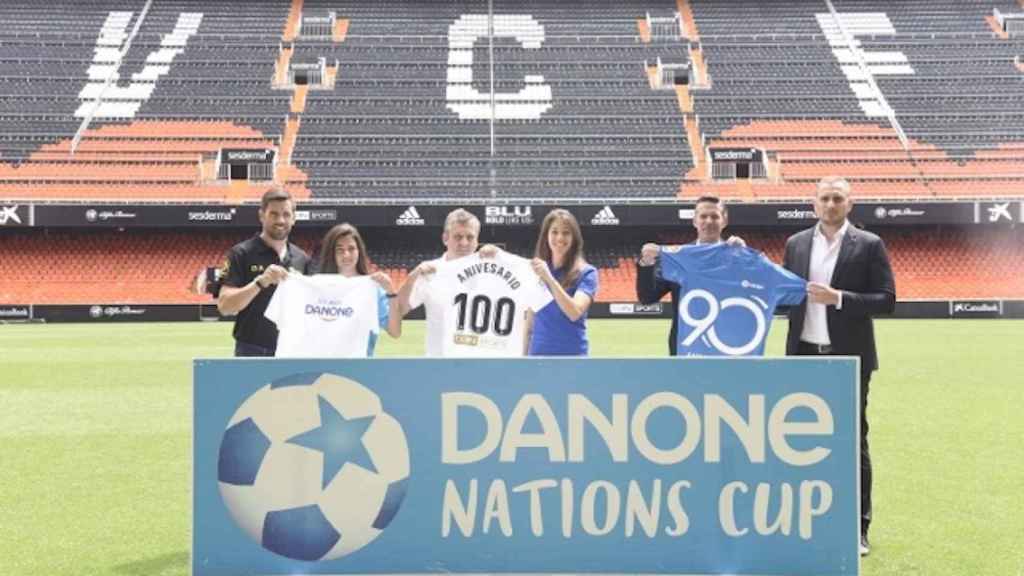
top-left (1, 319), bottom-right (1022, 575)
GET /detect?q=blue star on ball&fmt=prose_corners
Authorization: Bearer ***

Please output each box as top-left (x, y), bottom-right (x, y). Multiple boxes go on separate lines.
top-left (286, 395), bottom-right (378, 489)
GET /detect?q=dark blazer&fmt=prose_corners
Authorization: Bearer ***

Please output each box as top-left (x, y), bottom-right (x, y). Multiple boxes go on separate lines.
top-left (635, 260), bottom-right (680, 355)
top-left (783, 224), bottom-right (896, 375)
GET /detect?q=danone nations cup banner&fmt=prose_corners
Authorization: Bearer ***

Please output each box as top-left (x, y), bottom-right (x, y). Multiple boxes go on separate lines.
top-left (193, 358), bottom-right (860, 576)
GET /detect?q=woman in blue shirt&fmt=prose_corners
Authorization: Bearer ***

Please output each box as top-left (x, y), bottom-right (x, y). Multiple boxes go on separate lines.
top-left (526, 209), bottom-right (599, 356)
top-left (317, 223), bottom-right (402, 355)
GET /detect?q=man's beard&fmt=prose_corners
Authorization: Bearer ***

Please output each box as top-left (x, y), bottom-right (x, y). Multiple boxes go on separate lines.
top-left (266, 226), bottom-right (289, 241)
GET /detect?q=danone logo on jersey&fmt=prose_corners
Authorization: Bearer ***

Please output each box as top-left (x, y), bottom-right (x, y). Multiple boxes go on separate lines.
top-left (305, 298), bottom-right (355, 322)
top-left (590, 206), bottom-right (620, 226)
top-left (396, 206), bottom-right (426, 226)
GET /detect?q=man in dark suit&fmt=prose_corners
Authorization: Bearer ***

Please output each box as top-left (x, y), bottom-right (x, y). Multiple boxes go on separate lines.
top-left (783, 176), bottom-right (896, 557)
top-left (636, 196), bottom-right (743, 355)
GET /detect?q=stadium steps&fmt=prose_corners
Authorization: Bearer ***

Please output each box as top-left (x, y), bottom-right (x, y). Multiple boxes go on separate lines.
top-left (290, 86), bottom-right (309, 114)
top-left (0, 121), bottom-right (290, 201)
top-left (280, 117), bottom-right (302, 166)
top-left (282, 0), bottom-right (304, 42)
top-left (681, 115), bottom-right (707, 188)
top-left (985, 15), bottom-right (1010, 39)
top-left (688, 43), bottom-right (710, 88)
top-left (675, 85), bottom-right (694, 114)
top-left (677, 0), bottom-right (700, 40)
top-left (333, 18), bottom-right (350, 43)
top-left (273, 46), bottom-right (294, 87)
top-left (637, 18), bottom-right (652, 43)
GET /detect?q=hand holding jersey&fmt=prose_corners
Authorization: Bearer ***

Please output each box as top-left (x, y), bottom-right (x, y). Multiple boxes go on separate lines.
top-left (409, 252), bottom-right (552, 357)
top-left (658, 243), bottom-right (806, 356)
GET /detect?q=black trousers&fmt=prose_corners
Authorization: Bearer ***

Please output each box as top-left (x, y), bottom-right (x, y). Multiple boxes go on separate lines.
top-left (234, 340), bottom-right (275, 357)
top-left (796, 342), bottom-right (872, 535)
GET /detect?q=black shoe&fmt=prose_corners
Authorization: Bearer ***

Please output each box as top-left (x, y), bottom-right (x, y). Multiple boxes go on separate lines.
top-left (859, 533), bottom-right (870, 557)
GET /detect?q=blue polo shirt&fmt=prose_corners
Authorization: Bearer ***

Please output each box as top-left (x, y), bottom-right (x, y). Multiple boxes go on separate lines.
top-left (528, 264), bottom-right (599, 356)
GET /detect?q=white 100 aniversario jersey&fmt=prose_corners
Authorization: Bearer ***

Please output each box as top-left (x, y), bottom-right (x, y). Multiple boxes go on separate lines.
top-left (409, 252), bottom-right (552, 357)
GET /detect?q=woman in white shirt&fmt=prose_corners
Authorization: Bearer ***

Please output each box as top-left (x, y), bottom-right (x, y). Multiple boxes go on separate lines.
top-left (316, 223), bottom-right (402, 355)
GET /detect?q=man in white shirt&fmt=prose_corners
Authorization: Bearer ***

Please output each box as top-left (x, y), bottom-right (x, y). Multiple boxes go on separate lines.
top-left (782, 176), bottom-right (896, 557)
top-left (418, 251), bottom-right (551, 357)
top-left (397, 209), bottom-right (480, 356)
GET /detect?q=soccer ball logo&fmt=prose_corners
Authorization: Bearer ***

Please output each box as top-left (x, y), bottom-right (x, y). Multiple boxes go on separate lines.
top-left (217, 372), bottom-right (410, 562)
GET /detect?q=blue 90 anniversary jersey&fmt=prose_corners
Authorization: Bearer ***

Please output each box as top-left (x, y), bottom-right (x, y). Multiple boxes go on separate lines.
top-left (659, 244), bottom-right (807, 356)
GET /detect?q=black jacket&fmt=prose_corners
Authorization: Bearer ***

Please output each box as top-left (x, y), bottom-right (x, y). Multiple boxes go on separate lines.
top-left (783, 225), bottom-right (896, 375)
top-left (635, 259), bottom-right (681, 356)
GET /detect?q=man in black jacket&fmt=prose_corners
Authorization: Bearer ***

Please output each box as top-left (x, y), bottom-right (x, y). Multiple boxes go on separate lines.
top-left (635, 196), bottom-right (741, 355)
top-left (783, 176), bottom-right (896, 556)
top-left (217, 187), bottom-right (313, 357)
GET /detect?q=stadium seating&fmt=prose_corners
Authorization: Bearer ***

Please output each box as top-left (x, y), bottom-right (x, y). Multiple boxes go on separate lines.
top-left (2, 0), bottom-right (1024, 201)
top-left (2, 228), bottom-right (1021, 304)
top-left (687, 0), bottom-right (1024, 198)
top-left (0, 1), bottom-right (1022, 308)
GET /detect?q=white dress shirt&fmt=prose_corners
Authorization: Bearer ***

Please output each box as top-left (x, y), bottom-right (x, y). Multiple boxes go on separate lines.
top-left (800, 220), bottom-right (848, 345)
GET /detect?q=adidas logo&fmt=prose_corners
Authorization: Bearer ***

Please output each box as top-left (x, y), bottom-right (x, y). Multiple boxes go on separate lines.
top-left (590, 206), bottom-right (620, 226)
top-left (396, 206), bottom-right (425, 226)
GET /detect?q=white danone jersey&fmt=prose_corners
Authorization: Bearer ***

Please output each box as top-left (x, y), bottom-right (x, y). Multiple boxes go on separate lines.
top-left (409, 252), bottom-right (552, 357)
top-left (265, 273), bottom-right (380, 358)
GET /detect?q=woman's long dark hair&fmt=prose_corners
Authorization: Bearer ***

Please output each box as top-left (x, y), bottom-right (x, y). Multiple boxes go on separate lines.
top-left (318, 223), bottom-right (370, 275)
top-left (534, 209), bottom-right (586, 291)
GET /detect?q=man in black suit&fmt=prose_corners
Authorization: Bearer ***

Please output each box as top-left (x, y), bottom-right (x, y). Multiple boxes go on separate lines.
top-left (783, 176), bottom-right (896, 557)
top-left (635, 196), bottom-right (743, 355)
